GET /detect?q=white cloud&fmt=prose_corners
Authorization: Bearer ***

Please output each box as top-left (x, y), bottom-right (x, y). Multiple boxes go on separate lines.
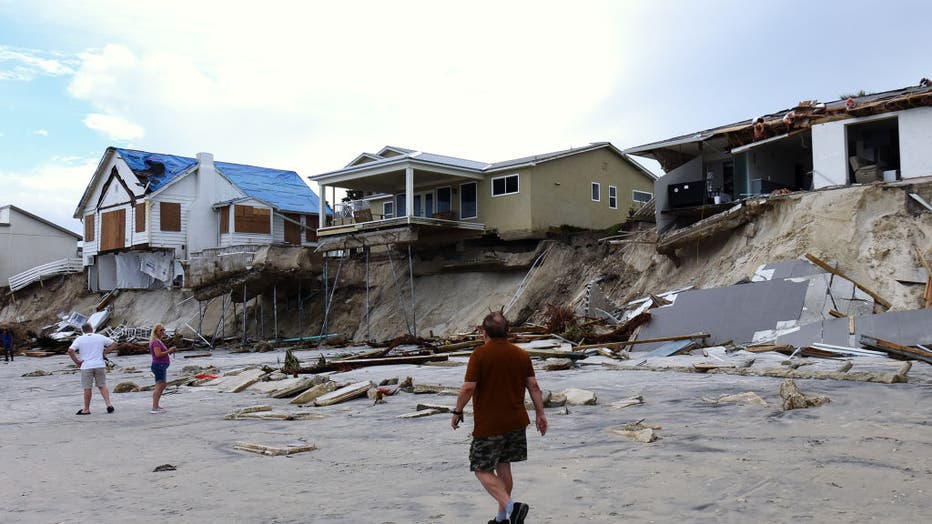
top-left (0, 44), bottom-right (75, 81)
top-left (33, 129), bottom-right (48, 136)
top-left (0, 156), bottom-right (97, 234)
top-left (52, 2), bottom-right (630, 174)
top-left (83, 113), bottom-right (145, 140)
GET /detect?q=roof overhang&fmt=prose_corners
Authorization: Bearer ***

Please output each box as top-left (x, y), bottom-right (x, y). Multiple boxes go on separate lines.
top-left (311, 158), bottom-right (484, 192)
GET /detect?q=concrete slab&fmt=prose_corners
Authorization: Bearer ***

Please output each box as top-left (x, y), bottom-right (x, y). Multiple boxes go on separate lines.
top-left (636, 279), bottom-right (809, 351)
top-left (776, 308), bottom-right (932, 348)
top-left (213, 368), bottom-right (266, 393)
top-left (752, 259), bottom-right (826, 281)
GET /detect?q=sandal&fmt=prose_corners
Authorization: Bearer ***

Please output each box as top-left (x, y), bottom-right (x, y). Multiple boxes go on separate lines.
top-left (76, 409), bottom-right (90, 415)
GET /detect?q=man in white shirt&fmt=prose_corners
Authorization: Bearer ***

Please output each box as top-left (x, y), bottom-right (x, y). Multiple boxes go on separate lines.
top-left (67, 323), bottom-right (118, 415)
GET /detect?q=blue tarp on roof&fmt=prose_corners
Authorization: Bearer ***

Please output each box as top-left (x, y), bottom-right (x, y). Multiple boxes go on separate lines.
top-left (113, 148), bottom-right (197, 191)
top-left (113, 148), bottom-right (328, 214)
top-left (216, 162), bottom-right (326, 214)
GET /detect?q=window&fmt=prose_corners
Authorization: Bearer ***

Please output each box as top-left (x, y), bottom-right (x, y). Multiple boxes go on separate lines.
top-left (395, 194), bottom-right (407, 217)
top-left (609, 186), bottom-right (617, 209)
top-left (591, 182), bottom-right (601, 202)
top-left (305, 214), bottom-right (318, 242)
top-left (383, 201), bottom-right (394, 219)
top-left (491, 174), bottom-right (519, 196)
top-left (160, 202), bottom-right (181, 231)
top-left (134, 203), bottom-right (145, 232)
top-left (436, 187), bottom-right (452, 212)
top-left (633, 190), bottom-right (653, 203)
top-left (460, 182), bottom-right (477, 219)
top-left (219, 206), bottom-right (229, 233)
top-left (233, 205), bottom-right (271, 234)
top-left (84, 214), bottom-right (95, 242)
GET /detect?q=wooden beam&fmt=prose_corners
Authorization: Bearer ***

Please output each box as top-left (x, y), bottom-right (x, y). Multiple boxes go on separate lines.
top-left (859, 334), bottom-right (932, 365)
top-left (804, 253), bottom-right (892, 309)
top-left (575, 333), bottom-right (710, 351)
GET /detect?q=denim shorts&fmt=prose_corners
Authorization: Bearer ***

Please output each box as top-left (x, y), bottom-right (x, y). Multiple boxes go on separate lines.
top-left (151, 363), bottom-right (169, 383)
top-left (469, 427), bottom-right (528, 472)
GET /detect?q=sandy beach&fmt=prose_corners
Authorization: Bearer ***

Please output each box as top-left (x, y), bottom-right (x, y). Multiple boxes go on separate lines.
top-left (1, 347), bottom-right (930, 524)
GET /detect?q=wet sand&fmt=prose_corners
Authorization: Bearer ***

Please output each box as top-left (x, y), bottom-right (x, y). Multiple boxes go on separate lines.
top-left (1, 348), bottom-right (930, 523)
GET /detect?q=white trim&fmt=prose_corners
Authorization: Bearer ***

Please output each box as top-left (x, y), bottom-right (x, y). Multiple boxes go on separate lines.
top-left (460, 181), bottom-right (478, 219)
top-left (609, 185), bottom-right (618, 209)
top-left (490, 173), bottom-right (520, 197)
top-left (632, 189), bottom-right (653, 203)
top-left (591, 182), bottom-right (601, 202)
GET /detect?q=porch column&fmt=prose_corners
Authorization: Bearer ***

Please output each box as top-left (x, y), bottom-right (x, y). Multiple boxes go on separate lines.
top-left (318, 184), bottom-right (327, 226)
top-left (405, 167), bottom-right (414, 217)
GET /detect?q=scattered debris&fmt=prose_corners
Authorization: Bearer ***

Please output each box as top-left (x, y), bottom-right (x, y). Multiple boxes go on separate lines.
top-left (314, 381), bottom-right (373, 406)
top-left (152, 464), bottom-right (176, 472)
top-left (232, 441), bottom-right (317, 456)
top-left (609, 395), bottom-right (644, 410)
top-left (557, 388), bottom-right (597, 406)
top-left (780, 379), bottom-right (831, 410)
top-left (113, 381), bottom-right (140, 393)
top-left (608, 420), bottom-right (661, 443)
top-left (21, 370), bottom-right (51, 377)
top-left (290, 381), bottom-right (338, 405)
top-left (704, 392), bottom-right (769, 407)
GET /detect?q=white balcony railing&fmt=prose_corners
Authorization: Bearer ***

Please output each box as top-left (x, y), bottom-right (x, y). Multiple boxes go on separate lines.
top-left (8, 257), bottom-right (84, 292)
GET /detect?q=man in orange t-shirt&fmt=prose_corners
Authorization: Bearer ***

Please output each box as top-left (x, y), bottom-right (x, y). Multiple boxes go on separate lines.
top-left (452, 312), bottom-right (547, 524)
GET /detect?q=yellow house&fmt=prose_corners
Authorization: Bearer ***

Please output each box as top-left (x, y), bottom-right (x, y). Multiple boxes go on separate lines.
top-left (310, 143), bottom-right (656, 249)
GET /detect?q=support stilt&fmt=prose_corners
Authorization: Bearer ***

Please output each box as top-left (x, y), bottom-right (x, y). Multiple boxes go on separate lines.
top-left (365, 247), bottom-right (370, 341)
top-left (242, 283), bottom-right (247, 349)
top-left (273, 284), bottom-right (279, 340)
top-left (387, 245), bottom-right (412, 335)
top-left (407, 244), bottom-right (417, 337)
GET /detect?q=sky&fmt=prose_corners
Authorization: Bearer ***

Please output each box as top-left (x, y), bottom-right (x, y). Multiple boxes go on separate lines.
top-left (1, 0), bottom-right (929, 234)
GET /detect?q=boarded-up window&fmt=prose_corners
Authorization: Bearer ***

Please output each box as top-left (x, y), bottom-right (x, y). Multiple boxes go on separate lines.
top-left (160, 202), bottom-right (181, 231)
top-left (284, 213), bottom-right (301, 245)
top-left (219, 206), bottom-right (229, 234)
top-left (135, 203), bottom-right (146, 232)
top-left (305, 214), bottom-right (319, 242)
top-left (233, 205), bottom-right (271, 234)
top-left (84, 214), bottom-right (95, 242)
top-left (100, 209), bottom-right (126, 252)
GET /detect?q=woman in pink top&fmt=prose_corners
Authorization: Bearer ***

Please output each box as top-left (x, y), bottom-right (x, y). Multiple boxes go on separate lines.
top-left (149, 323), bottom-right (177, 414)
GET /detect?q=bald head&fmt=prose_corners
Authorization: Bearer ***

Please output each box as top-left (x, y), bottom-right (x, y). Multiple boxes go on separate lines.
top-left (481, 311), bottom-right (509, 338)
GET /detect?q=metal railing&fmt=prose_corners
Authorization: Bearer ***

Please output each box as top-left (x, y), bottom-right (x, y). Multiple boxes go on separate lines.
top-left (8, 257), bottom-right (83, 292)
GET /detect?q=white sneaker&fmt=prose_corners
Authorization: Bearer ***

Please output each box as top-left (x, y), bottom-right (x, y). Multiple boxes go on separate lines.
top-left (150, 408), bottom-right (166, 414)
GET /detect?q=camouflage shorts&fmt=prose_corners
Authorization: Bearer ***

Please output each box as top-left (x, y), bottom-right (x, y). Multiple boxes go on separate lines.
top-left (469, 428), bottom-right (527, 472)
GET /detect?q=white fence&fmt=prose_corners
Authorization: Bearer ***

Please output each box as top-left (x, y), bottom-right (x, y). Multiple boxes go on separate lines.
top-left (8, 257), bottom-right (83, 292)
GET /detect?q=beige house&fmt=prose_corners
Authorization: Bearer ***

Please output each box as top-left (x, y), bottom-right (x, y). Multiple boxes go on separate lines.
top-left (0, 205), bottom-right (82, 287)
top-left (310, 143), bottom-right (656, 249)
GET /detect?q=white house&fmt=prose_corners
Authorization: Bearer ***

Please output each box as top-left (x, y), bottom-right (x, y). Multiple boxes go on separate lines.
top-left (625, 80), bottom-right (932, 232)
top-left (0, 205), bottom-right (81, 287)
top-left (74, 147), bottom-right (328, 291)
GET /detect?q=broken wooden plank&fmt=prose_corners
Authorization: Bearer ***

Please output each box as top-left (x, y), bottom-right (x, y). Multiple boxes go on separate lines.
top-left (804, 253), bottom-right (892, 309)
top-left (603, 361), bottom-right (908, 384)
top-left (182, 352), bottom-right (213, 359)
top-left (314, 381), bottom-right (373, 406)
top-left (524, 348), bottom-right (588, 360)
top-left (232, 441), bottom-right (317, 456)
top-left (574, 333), bottom-right (710, 351)
top-left (828, 309), bottom-right (846, 319)
top-left (744, 344), bottom-right (794, 354)
top-left (298, 354), bottom-right (448, 373)
top-left (859, 335), bottom-right (932, 365)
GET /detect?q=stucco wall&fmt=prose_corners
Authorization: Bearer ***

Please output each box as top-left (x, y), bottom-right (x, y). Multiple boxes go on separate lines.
top-left (812, 107), bottom-right (932, 188)
top-left (0, 208), bottom-right (80, 285)
top-left (528, 148), bottom-right (655, 234)
top-left (900, 106), bottom-right (932, 178)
